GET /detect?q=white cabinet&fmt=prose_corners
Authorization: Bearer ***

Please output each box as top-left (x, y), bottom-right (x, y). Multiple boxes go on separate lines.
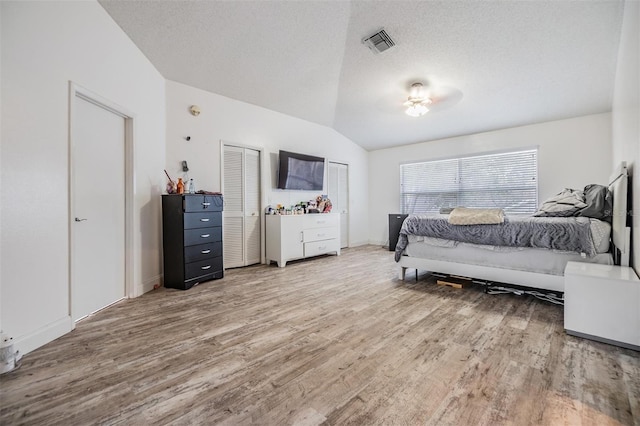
top-left (564, 262), bottom-right (640, 350)
top-left (266, 214), bottom-right (340, 267)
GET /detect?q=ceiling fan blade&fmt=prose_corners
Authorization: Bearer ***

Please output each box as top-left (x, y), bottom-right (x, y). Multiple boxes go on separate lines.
top-left (376, 93), bottom-right (407, 114)
top-left (428, 86), bottom-right (463, 112)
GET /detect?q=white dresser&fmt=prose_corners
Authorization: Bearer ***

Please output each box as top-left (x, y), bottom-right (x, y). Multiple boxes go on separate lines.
top-left (564, 262), bottom-right (640, 350)
top-left (266, 214), bottom-right (340, 267)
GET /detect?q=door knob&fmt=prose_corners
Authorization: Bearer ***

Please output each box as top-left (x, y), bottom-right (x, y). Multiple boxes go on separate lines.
top-left (75, 218), bottom-right (87, 222)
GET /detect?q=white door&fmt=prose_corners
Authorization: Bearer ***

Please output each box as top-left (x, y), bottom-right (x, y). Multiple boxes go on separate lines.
top-left (328, 162), bottom-right (349, 248)
top-left (243, 149), bottom-right (261, 264)
top-left (223, 145), bottom-right (261, 268)
top-left (72, 95), bottom-right (126, 322)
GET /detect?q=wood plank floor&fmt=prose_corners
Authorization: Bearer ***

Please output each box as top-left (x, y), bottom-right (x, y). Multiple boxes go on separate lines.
top-left (1, 245), bottom-right (639, 425)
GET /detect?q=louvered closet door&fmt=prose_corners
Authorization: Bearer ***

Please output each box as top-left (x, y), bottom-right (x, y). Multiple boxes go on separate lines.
top-left (244, 149), bottom-right (261, 265)
top-left (223, 145), bottom-right (261, 268)
top-left (328, 162), bottom-right (349, 248)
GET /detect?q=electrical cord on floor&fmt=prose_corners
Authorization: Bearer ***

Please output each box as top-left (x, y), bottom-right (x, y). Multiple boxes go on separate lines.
top-left (484, 283), bottom-right (564, 306)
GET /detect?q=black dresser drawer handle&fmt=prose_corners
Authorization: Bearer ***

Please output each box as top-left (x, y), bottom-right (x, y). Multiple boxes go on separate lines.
top-left (200, 218), bottom-right (210, 222)
top-left (201, 234), bottom-right (210, 238)
top-left (201, 265), bottom-right (211, 270)
top-left (201, 249), bottom-right (211, 254)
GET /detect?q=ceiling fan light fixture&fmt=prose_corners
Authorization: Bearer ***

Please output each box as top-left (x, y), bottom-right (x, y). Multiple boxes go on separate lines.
top-left (405, 103), bottom-right (429, 117)
top-left (404, 82), bottom-right (431, 117)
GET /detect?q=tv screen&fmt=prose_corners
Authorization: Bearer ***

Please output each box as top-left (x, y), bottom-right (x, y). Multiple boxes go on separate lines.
top-left (277, 150), bottom-right (325, 190)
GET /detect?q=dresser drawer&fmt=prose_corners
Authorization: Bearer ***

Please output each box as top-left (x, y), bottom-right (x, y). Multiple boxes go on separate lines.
top-left (304, 239), bottom-right (339, 257)
top-left (184, 211), bottom-right (221, 229)
top-left (184, 242), bottom-right (222, 263)
top-left (184, 227), bottom-right (221, 246)
top-left (184, 195), bottom-right (223, 212)
top-left (185, 256), bottom-right (223, 280)
top-left (303, 214), bottom-right (338, 229)
top-left (303, 226), bottom-right (338, 243)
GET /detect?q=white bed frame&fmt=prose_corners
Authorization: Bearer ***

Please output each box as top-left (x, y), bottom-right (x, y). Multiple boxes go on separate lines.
top-left (398, 162), bottom-right (631, 293)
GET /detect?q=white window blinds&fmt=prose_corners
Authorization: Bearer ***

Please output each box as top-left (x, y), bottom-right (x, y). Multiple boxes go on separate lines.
top-left (400, 149), bottom-right (538, 215)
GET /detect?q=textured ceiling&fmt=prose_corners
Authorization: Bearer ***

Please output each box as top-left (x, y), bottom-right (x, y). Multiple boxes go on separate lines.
top-left (99, 0), bottom-right (625, 151)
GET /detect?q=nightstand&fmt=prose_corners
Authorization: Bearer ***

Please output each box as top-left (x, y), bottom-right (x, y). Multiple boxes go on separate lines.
top-left (564, 262), bottom-right (639, 350)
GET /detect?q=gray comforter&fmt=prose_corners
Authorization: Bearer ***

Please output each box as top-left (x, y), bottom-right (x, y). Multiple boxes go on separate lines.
top-left (394, 214), bottom-right (596, 262)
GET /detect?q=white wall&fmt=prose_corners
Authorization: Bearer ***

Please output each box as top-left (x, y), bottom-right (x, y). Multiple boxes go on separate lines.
top-left (166, 80), bottom-right (370, 247)
top-left (368, 113), bottom-right (613, 244)
top-left (612, 0), bottom-right (639, 272)
top-left (0, 3), bottom-right (3, 333)
top-left (1, 1), bottom-right (166, 353)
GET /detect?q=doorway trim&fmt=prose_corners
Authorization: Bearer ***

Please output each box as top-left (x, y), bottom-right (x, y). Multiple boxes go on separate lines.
top-left (68, 82), bottom-right (135, 326)
top-left (220, 140), bottom-right (266, 264)
top-left (328, 159), bottom-right (350, 248)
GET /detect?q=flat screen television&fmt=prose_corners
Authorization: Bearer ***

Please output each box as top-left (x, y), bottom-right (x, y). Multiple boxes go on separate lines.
top-left (277, 150), bottom-right (325, 190)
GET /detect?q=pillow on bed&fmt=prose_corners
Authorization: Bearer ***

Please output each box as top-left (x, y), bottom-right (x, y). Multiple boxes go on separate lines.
top-left (533, 188), bottom-right (586, 217)
top-left (577, 184), bottom-right (613, 222)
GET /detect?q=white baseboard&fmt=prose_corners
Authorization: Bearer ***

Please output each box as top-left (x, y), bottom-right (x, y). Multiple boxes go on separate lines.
top-left (136, 274), bottom-right (161, 297)
top-left (349, 240), bottom-right (371, 248)
top-left (15, 316), bottom-right (73, 355)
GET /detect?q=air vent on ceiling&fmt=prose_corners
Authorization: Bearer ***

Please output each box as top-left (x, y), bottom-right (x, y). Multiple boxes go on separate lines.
top-left (362, 29), bottom-right (395, 54)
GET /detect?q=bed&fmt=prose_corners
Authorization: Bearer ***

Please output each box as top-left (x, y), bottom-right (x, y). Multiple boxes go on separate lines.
top-left (395, 162), bottom-right (631, 293)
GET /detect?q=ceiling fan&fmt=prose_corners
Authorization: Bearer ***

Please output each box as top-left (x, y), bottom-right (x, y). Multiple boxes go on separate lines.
top-left (396, 80), bottom-right (463, 117)
top-left (374, 78), bottom-right (463, 117)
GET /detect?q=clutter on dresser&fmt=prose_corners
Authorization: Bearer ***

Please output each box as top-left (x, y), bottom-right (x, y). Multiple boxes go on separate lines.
top-left (265, 196), bottom-right (333, 215)
top-left (164, 169), bottom-right (176, 194)
top-left (163, 168), bottom-right (196, 195)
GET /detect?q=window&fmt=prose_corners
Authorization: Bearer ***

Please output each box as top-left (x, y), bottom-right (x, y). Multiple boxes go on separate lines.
top-left (400, 149), bottom-right (538, 215)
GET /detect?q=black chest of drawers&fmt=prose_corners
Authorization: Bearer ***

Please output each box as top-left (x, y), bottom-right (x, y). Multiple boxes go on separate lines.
top-left (162, 194), bottom-right (224, 290)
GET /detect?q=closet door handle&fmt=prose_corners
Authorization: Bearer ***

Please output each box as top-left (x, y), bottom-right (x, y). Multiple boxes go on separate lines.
top-left (75, 218), bottom-right (87, 222)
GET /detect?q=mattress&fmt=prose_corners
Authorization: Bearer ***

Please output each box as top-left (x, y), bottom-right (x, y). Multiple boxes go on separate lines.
top-left (405, 238), bottom-right (613, 277)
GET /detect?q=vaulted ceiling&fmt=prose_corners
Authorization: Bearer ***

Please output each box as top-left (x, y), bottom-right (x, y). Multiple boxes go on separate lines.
top-left (99, 0), bottom-right (625, 151)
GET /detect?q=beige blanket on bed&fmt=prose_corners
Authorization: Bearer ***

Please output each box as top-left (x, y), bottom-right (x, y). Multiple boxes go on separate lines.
top-left (448, 207), bottom-right (505, 225)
